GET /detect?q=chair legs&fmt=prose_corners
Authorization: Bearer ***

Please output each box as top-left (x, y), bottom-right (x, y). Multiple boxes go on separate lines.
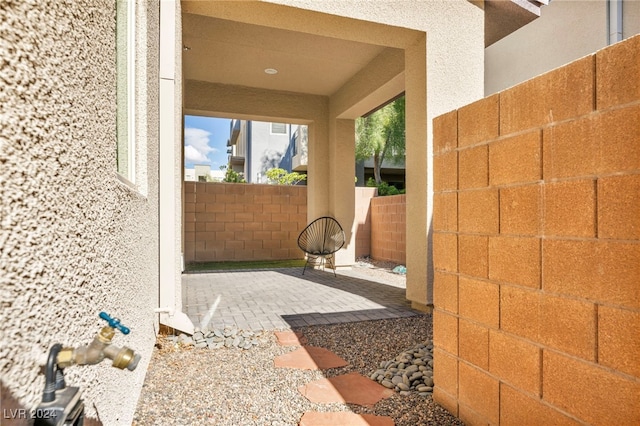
top-left (302, 254), bottom-right (337, 277)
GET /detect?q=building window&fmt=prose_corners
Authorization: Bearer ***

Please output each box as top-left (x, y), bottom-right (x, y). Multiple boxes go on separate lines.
top-left (271, 122), bottom-right (287, 134)
top-left (116, 0), bottom-right (136, 183)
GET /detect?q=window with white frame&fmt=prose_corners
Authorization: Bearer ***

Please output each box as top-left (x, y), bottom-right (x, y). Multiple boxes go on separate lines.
top-left (270, 122), bottom-right (287, 134)
top-left (116, 0), bottom-right (136, 183)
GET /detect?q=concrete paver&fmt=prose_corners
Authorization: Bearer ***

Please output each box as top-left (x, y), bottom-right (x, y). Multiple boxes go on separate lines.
top-left (183, 267), bottom-right (420, 331)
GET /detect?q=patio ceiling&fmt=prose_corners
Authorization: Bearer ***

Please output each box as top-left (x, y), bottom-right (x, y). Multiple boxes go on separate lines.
top-left (182, 13), bottom-right (388, 98)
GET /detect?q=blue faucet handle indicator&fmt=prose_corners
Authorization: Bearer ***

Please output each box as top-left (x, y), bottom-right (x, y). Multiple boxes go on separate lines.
top-left (99, 312), bottom-right (131, 335)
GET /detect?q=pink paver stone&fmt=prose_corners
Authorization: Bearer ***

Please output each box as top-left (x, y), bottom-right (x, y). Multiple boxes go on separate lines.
top-left (298, 372), bottom-right (395, 407)
top-left (274, 330), bottom-right (307, 346)
top-left (299, 411), bottom-right (395, 426)
top-left (274, 346), bottom-right (348, 370)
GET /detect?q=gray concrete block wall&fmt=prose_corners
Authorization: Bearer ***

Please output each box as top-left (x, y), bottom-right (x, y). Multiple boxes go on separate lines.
top-left (0, 1), bottom-right (159, 424)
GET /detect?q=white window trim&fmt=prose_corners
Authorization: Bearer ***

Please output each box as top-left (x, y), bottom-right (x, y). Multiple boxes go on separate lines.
top-left (126, 0), bottom-right (136, 184)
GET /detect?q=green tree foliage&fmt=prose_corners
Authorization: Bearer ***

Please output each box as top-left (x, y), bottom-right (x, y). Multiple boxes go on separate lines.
top-left (265, 168), bottom-right (307, 185)
top-left (220, 164), bottom-right (246, 183)
top-left (355, 96), bottom-right (405, 185)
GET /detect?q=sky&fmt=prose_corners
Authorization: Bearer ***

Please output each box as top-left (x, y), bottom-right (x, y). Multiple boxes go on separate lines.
top-left (184, 115), bottom-right (231, 170)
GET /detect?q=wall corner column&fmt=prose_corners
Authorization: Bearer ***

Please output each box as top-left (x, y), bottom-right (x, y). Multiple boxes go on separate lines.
top-left (404, 34), bottom-right (430, 307)
top-left (331, 118), bottom-right (356, 267)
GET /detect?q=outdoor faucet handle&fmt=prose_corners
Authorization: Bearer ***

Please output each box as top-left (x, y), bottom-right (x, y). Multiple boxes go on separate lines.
top-left (99, 312), bottom-right (130, 335)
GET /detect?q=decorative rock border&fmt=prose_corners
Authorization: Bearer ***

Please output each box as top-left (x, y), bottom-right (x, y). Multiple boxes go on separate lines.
top-left (165, 326), bottom-right (268, 350)
top-left (369, 340), bottom-right (434, 396)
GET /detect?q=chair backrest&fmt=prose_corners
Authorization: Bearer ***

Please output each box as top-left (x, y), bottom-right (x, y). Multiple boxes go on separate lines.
top-left (297, 216), bottom-right (345, 255)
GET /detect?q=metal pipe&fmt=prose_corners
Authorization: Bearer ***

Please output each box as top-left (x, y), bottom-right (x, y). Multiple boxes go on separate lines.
top-left (608, 0), bottom-right (624, 45)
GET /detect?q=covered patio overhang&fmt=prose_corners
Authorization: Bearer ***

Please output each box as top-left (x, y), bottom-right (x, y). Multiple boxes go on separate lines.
top-left (178, 1), bottom-right (430, 312)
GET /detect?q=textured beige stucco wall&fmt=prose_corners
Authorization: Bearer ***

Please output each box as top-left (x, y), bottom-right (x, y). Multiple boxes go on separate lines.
top-left (485, 0), bottom-right (640, 95)
top-left (0, 1), bottom-right (159, 424)
top-left (271, 0), bottom-right (485, 121)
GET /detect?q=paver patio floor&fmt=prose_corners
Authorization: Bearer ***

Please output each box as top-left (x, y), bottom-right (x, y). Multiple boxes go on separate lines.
top-left (182, 267), bottom-right (420, 331)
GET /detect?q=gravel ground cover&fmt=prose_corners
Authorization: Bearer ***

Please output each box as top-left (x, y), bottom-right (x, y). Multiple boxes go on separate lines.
top-left (133, 260), bottom-right (463, 426)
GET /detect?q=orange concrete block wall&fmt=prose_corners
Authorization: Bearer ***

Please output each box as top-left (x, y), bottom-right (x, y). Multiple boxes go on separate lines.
top-left (371, 194), bottom-right (407, 264)
top-left (183, 182), bottom-right (307, 262)
top-left (432, 35), bottom-right (640, 425)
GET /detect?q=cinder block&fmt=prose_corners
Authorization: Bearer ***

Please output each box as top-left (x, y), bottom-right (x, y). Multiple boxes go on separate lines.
top-left (434, 271), bottom-right (458, 314)
top-left (489, 236), bottom-right (540, 289)
top-left (253, 194), bottom-right (272, 204)
top-left (224, 222), bottom-right (244, 232)
top-left (434, 309), bottom-right (459, 356)
top-left (540, 294), bottom-right (596, 361)
top-left (434, 347), bottom-right (459, 397)
top-left (225, 203), bottom-right (244, 213)
top-left (598, 305), bottom-right (640, 378)
top-left (235, 231), bottom-right (255, 242)
top-left (272, 248), bottom-right (291, 259)
top-left (500, 285), bottom-right (540, 342)
top-left (244, 240), bottom-right (263, 250)
top-left (459, 145), bottom-right (488, 190)
top-left (458, 362), bottom-right (499, 425)
top-left (433, 232), bottom-right (458, 272)
top-left (262, 240), bottom-right (281, 249)
top-left (185, 202), bottom-right (196, 213)
top-left (543, 350), bottom-right (640, 425)
top-left (489, 330), bottom-right (541, 395)
top-left (458, 189), bottom-right (499, 234)
top-left (225, 240), bottom-right (244, 250)
top-left (263, 222), bottom-right (282, 231)
top-left (459, 319), bottom-right (489, 370)
top-left (214, 231), bottom-right (233, 242)
top-left (500, 383), bottom-right (581, 426)
top-left (194, 222), bottom-right (207, 232)
top-left (489, 130), bottom-right (541, 186)
top-left (458, 403), bottom-right (489, 426)
top-left (184, 193), bottom-right (195, 203)
top-left (214, 212), bottom-right (234, 222)
top-left (433, 388), bottom-right (458, 418)
top-left (459, 277), bottom-right (499, 328)
top-left (216, 193), bottom-right (236, 204)
top-left (234, 212), bottom-right (254, 222)
top-left (543, 179), bottom-right (596, 238)
top-left (598, 105), bottom-right (640, 175)
top-left (433, 192), bottom-right (457, 232)
top-left (598, 174), bottom-right (640, 240)
top-left (500, 55), bottom-right (594, 135)
top-left (205, 203), bottom-right (225, 213)
top-left (458, 94), bottom-right (499, 147)
top-left (262, 185), bottom-right (282, 195)
top-left (205, 222), bottom-right (223, 232)
top-left (263, 204), bottom-right (281, 214)
top-left (433, 109), bottom-right (458, 154)
top-left (244, 222), bottom-right (262, 232)
top-left (204, 183), bottom-right (225, 194)
top-left (500, 184), bottom-right (541, 236)
top-left (596, 34), bottom-right (640, 110)
top-left (434, 151), bottom-right (458, 191)
top-left (197, 193), bottom-right (215, 204)
top-left (542, 118), bottom-right (597, 180)
top-left (184, 182), bottom-right (195, 193)
top-left (543, 239), bottom-right (640, 309)
top-left (458, 234), bottom-right (488, 279)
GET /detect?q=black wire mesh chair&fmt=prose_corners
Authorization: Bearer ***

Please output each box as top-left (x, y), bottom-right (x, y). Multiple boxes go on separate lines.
top-left (297, 216), bottom-right (345, 276)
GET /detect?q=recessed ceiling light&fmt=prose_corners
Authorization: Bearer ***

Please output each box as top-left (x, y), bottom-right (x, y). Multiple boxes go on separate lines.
top-left (264, 68), bottom-right (278, 75)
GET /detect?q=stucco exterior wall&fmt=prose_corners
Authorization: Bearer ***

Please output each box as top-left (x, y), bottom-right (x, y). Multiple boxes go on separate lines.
top-left (0, 1), bottom-right (159, 424)
top-left (485, 0), bottom-right (640, 95)
top-left (432, 35), bottom-right (640, 425)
